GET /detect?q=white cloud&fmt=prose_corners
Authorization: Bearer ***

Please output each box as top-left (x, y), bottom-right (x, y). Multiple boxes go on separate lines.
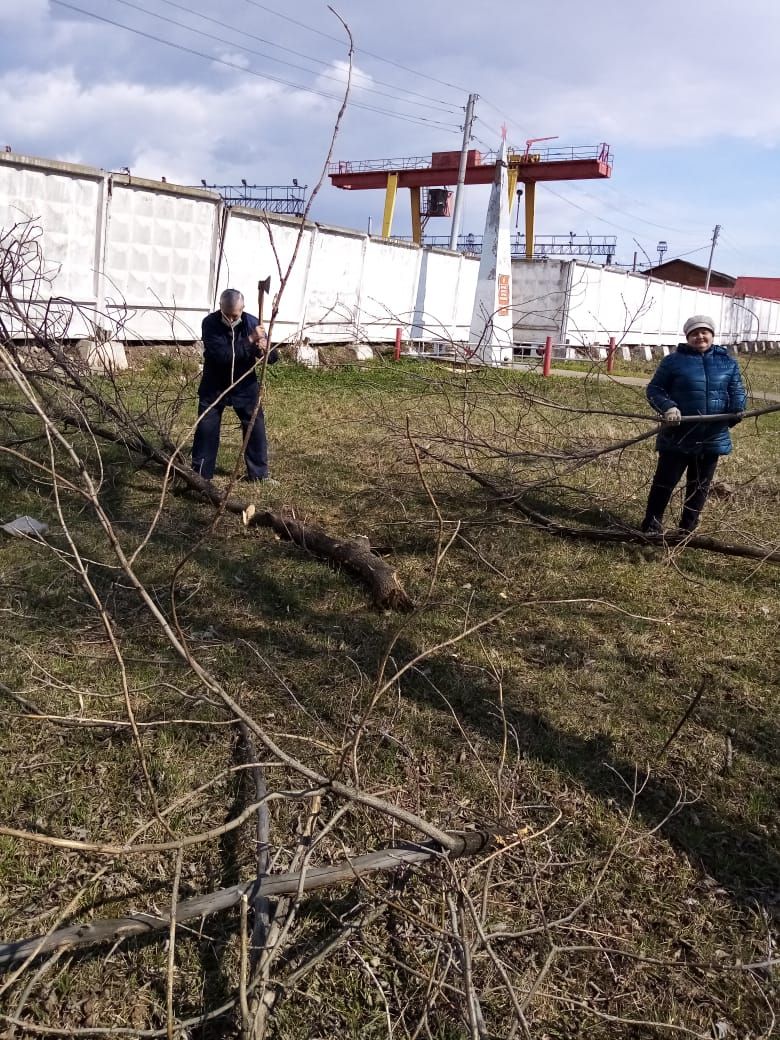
top-left (0, 0), bottom-right (49, 25)
top-left (0, 66), bottom-right (331, 183)
top-left (0, 0), bottom-right (778, 273)
top-left (214, 50), bottom-right (251, 71)
top-left (437, 1), bottom-right (780, 149)
top-left (528, 68), bottom-right (780, 149)
top-left (315, 59), bottom-right (374, 93)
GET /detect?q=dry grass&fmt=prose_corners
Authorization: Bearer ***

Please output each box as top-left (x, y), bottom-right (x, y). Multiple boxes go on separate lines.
top-left (0, 359), bottom-right (777, 1038)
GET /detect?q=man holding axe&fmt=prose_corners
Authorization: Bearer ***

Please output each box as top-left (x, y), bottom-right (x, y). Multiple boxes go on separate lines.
top-left (192, 283), bottom-right (278, 483)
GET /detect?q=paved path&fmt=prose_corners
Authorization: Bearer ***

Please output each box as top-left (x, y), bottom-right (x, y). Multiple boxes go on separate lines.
top-left (546, 367), bottom-right (780, 403)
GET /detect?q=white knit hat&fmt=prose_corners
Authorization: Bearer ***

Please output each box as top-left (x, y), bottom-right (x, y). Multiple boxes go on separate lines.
top-left (683, 314), bottom-right (715, 336)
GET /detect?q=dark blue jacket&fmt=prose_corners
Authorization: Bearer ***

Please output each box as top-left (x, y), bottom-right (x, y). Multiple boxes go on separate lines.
top-left (198, 310), bottom-right (278, 403)
top-left (646, 343), bottom-right (747, 455)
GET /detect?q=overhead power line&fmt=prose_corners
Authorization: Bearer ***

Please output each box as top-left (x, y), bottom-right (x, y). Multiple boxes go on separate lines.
top-left (240, 0), bottom-right (469, 93)
top-left (121, 0), bottom-right (460, 113)
top-left (542, 184), bottom-right (677, 239)
top-left (475, 105), bottom-right (530, 141)
top-left (719, 232), bottom-right (767, 270)
top-left (49, 0), bottom-right (462, 132)
top-left (565, 182), bottom-right (708, 235)
top-left (597, 184), bottom-right (711, 234)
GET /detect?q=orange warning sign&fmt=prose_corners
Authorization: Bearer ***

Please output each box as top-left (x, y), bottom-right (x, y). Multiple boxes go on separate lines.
top-left (498, 274), bottom-right (510, 316)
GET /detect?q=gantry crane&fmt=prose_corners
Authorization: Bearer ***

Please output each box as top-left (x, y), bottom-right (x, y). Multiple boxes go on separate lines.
top-left (328, 141), bottom-right (612, 258)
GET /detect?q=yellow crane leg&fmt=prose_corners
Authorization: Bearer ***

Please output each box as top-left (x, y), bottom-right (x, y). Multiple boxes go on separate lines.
top-left (410, 187), bottom-right (422, 245)
top-left (381, 172), bottom-right (399, 239)
top-left (524, 181), bottom-right (536, 259)
top-left (507, 167), bottom-right (519, 210)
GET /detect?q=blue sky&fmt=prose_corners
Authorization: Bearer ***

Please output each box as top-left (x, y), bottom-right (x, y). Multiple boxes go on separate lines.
top-left (1, 0), bottom-right (778, 275)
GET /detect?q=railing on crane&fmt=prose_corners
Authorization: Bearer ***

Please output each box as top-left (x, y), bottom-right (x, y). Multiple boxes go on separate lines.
top-left (329, 142), bottom-right (613, 255)
top-left (327, 144), bottom-right (611, 176)
top-left (328, 156), bottom-right (431, 175)
top-left (390, 233), bottom-right (617, 260)
top-left (505, 143), bottom-right (612, 165)
top-left (198, 183), bottom-right (307, 215)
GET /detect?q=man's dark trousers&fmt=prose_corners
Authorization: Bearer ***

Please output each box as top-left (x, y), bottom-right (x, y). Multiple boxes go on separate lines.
top-left (192, 389), bottom-right (268, 481)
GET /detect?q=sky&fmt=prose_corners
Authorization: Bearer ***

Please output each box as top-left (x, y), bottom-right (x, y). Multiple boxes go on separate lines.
top-left (1, 0), bottom-right (779, 275)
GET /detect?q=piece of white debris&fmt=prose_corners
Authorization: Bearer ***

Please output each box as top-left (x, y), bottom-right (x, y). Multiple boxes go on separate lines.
top-left (2, 515), bottom-right (49, 538)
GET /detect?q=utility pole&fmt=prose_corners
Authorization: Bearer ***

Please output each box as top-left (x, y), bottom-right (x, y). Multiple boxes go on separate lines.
top-left (449, 93), bottom-right (478, 250)
top-left (704, 223), bottom-right (721, 290)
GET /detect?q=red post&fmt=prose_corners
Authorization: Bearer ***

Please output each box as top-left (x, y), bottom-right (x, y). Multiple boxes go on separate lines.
top-left (394, 326), bottom-right (402, 361)
top-left (606, 335), bottom-right (616, 373)
top-left (542, 335), bottom-right (552, 377)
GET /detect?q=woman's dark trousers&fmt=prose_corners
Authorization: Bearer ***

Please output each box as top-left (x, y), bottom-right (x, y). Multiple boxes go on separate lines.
top-left (642, 451), bottom-right (719, 532)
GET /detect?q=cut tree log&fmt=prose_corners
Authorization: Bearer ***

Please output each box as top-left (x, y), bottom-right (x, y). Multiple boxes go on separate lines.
top-left (3, 398), bottom-right (415, 611)
top-left (0, 830), bottom-right (497, 970)
top-left (239, 500), bottom-right (413, 612)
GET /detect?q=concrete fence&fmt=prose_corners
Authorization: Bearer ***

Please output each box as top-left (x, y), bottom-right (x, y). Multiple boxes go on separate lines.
top-left (511, 259), bottom-right (780, 349)
top-left (0, 151), bottom-right (477, 346)
top-left (2, 151), bottom-right (779, 355)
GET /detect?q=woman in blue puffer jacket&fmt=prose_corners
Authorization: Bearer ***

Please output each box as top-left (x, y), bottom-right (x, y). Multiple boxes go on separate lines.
top-left (641, 314), bottom-right (747, 535)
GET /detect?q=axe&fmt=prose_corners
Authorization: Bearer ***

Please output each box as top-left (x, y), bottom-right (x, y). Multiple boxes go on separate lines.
top-left (257, 276), bottom-right (271, 325)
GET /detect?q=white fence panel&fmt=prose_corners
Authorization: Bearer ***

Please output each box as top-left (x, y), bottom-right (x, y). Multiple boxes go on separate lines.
top-left (511, 260), bottom-right (570, 342)
top-left (723, 294), bottom-right (780, 340)
top-left (0, 156), bottom-right (101, 317)
top-left (414, 248), bottom-right (461, 341)
top-left (562, 263), bottom-right (780, 346)
top-left (104, 181), bottom-right (218, 340)
top-left (297, 227), bottom-right (365, 342)
top-left (452, 255), bottom-right (479, 338)
top-left (360, 238), bottom-right (419, 341)
top-left (220, 211), bottom-right (313, 342)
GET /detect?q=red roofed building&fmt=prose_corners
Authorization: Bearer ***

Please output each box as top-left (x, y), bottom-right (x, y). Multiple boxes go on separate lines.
top-left (642, 259), bottom-right (735, 289)
top-left (641, 262), bottom-right (780, 302)
top-left (732, 277), bottom-right (780, 301)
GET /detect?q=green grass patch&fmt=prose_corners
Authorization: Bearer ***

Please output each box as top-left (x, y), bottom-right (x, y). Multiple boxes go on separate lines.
top-left (0, 359), bottom-right (777, 1037)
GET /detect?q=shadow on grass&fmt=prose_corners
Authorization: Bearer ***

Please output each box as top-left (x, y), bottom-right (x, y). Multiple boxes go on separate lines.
top-left (388, 634), bottom-right (779, 901)
top-left (178, 538), bottom-right (778, 911)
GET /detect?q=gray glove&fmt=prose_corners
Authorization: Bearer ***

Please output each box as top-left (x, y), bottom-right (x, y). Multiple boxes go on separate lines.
top-left (663, 407), bottom-right (682, 424)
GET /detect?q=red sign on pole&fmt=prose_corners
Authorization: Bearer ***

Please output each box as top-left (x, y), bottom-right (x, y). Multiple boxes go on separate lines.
top-left (497, 274), bottom-right (510, 316)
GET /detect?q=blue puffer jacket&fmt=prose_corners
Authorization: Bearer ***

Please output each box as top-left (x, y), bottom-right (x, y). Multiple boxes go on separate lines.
top-left (646, 344), bottom-right (747, 455)
top-left (198, 310), bottom-right (278, 403)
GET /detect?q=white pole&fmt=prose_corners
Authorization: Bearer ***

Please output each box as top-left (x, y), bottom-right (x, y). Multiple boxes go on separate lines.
top-left (449, 93), bottom-right (478, 250)
top-left (704, 223), bottom-right (721, 290)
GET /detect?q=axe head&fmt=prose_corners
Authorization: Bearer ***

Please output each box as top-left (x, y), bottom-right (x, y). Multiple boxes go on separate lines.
top-left (258, 276), bottom-right (271, 295)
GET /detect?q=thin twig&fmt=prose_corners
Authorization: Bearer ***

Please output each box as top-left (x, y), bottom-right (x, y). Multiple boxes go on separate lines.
top-left (656, 679), bottom-right (707, 759)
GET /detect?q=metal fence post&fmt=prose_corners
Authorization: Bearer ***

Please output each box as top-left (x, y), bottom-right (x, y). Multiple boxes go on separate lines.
top-left (542, 335), bottom-right (552, 377)
top-left (606, 335), bottom-right (616, 373)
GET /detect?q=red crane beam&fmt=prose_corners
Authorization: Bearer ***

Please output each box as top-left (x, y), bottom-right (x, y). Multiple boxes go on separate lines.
top-left (329, 157), bottom-right (611, 190)
top-left (327, 145), bottom-right (613, 255)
